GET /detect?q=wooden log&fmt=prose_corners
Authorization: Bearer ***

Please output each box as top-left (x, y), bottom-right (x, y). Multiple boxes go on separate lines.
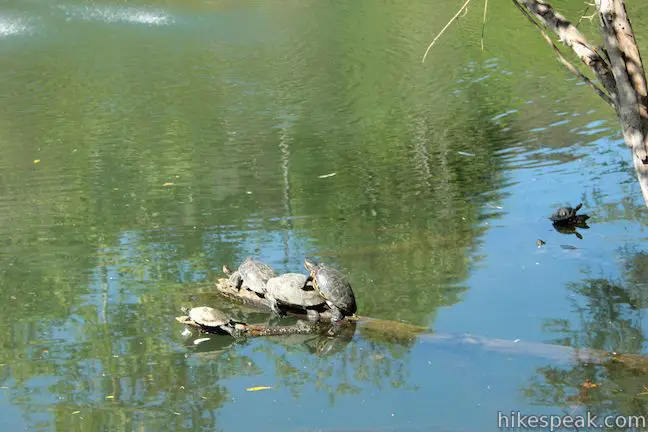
top-left (205, 278), bottom-right (648, 371)
top-left (175, 314), bottom-right (324, 337)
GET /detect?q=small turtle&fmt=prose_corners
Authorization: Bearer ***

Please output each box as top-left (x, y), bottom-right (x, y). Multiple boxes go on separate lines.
top-left (304, 258), bottom-right (357, 323)
top-left (223, 257), bottom-right (276, 295)
top-left (186, 306), bottom-right (247, 336)
top-left (550, 203), bottom-right (589, 225)
top-left (265, 273), bottom-right (327, 321)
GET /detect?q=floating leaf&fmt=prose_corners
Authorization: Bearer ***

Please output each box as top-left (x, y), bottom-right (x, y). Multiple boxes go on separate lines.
top-left (72, 411), bottom-right (80, 415)
top-left (33, 159), bottom-right (41, 164)
top-left (105, 395), bottom-right (114, 399)
top-left (163, 182), bottom-right (174, 187)
top-left (193, 338), bottom-right (210, 345)
top-left (318, 172), bottom-right (337, 179)
top-left (246, 386), bottom-right (272, 392)
top-left (582, 380), bottom-right (599, 389)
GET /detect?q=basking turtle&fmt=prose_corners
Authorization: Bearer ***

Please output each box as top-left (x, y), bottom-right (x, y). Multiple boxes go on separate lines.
top-left (185, 306), bottom-right (248, 336)
top-left (223, 257), bottom-right (275, 295)
top-left (550, 203), bottom-right (589, 225)
top-left (265, 273), bottom-right (327, 321)
top-left (303, 258), bottom-right (357, 323)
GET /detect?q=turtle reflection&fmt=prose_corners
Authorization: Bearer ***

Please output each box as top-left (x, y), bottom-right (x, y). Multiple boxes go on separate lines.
top-left (552, 218), bottom-right (590, 239)
top-left (183, 334), bottom-right (241, 360)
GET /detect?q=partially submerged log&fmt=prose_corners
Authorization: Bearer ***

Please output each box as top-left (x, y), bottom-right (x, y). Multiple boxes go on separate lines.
top-left (175, 314), bottom-right (323, 337)
top-left (213, 277), bottom-right (427, 341)
top-left (208, 277), bottom-right (648, 371)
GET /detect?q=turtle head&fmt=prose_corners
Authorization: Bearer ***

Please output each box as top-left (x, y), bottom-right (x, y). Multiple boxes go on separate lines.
top-left (304, 258), bottom-right (319, 273)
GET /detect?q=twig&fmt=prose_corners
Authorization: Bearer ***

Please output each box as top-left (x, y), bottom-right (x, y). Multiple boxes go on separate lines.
top-left (422, 0), bottom-right (472, 64)
top-left (512, 0), bottom-right (614, 107)
top-left (575, 3), bottom-right (595, 28)
top-left (481, 0), bottom-right (489, 51)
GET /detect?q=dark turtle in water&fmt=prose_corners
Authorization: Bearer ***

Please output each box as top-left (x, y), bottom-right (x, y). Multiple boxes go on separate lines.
top-left (303, 258), bottom-right (357, 323)
top-left (550, 203), bottom-right (590, 225)
top-left (223, 257), bottom-right (275, 296)
top-left (183, 306), bottom-right (248, 336)
top-left (265, 273), bottom-right (327, 321)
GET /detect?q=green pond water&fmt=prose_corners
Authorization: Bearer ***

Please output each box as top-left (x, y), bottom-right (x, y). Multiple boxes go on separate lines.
top-left (1, 0), bottom-right (648, 430)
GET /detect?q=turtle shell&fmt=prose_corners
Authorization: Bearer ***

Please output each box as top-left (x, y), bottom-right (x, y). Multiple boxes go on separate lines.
top-left (550, 203), bottom-right (582, 223)
top-left (307, 262), bottom-right (357, 314)
top-left (189, 306), bottom-right (231, 328)
top-left (266, 273), bottom-right (326, 307)
top-left (238, 257), bottom-right (276, 294)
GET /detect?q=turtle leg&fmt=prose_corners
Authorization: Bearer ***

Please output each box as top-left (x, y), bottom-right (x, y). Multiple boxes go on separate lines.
top-left (228, 272), bottom-right (243, 291)
top-left (266, 294), bottom-right (286, 317)
top-left (327, 303), bottom-right (344, 323)
top-left (306, 309), bottom-right (320, 322)
top-left (220, 325), bottom-right (235, 337)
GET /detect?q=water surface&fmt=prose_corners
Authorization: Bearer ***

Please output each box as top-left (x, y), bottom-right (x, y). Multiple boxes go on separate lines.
top-left (1, 0), bottom-right (648, 431)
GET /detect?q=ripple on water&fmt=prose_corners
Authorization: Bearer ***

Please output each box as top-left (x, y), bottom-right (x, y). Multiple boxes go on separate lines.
top-left (57, 4), bottom-right (174, 26)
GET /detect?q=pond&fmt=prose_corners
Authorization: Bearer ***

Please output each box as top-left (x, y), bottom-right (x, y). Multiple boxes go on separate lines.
top-left (1, 0), bottom-right (648, 430)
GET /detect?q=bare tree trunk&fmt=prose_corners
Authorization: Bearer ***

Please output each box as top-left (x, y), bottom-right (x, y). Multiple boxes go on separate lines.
top-left (516, 0), bottom-right (648, 206)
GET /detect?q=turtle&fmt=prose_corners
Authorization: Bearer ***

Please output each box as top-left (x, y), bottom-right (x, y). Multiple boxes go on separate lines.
top-left (550, 203), bottom-right (589, 225)
top-left (264, 273), bottom-right (327, 321)
top-left (185, 306), bottom-right (248, 336)
top-left (223, 257), bottom-right (276, 296)
top-left (303, 258), bottom-right (357, 323)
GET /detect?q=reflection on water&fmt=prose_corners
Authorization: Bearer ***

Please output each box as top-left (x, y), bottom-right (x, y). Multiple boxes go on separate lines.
top-left (1, 0), bottom-right (648, 430)
top-left (57, 5), bottom-right (174, 26)
top-left (0, 16), bottom-right (31, 37)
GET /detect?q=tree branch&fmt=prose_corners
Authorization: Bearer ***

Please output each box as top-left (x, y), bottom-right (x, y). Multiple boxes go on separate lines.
top-left (517, 0), bottom-right (619, 106)
top-left (513, 0), bottom-right (614, 106)
top-left (516, 0), bottom-right (648, 207)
